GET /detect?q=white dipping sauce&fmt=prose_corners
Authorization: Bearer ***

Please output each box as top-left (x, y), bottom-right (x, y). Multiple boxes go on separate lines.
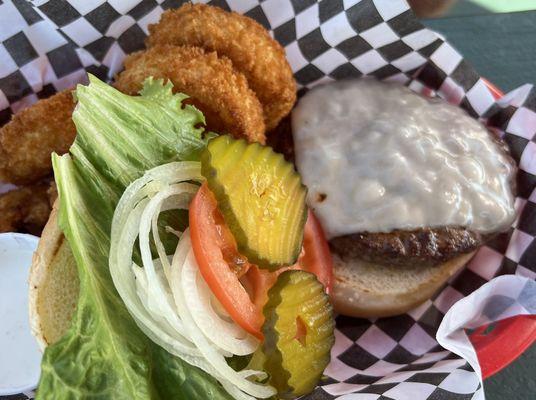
top-left (292, 79), bottom-right (516, 239)
top-left (0, 233), bottom-right (41, 395)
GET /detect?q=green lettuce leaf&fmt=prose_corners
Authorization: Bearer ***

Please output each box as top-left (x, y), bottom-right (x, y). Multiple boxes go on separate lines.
top-left (37, 75), bottom-right (231, 400)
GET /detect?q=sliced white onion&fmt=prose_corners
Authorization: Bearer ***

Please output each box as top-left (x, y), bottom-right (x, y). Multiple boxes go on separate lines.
top-left (111, 194), bottom-right (199, 358)
top-left (170, 238), bottom-right (275, 398)
top-left (139, 184), bottom-right (196, 332)
top-left (152, 190), bottom-right (195, 281)
top-left (111, 161), bottom-right (202, 240)
top-left (182, 252), bottom-right (259, 355)
top-left (109, 161), bottom-right (275, 400)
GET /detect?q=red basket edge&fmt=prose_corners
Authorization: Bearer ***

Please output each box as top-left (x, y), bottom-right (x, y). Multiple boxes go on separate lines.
top-left (469, 79), bottom-right (536, 379)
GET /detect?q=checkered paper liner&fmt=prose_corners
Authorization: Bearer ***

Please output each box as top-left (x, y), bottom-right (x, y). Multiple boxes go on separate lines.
top-left (0, 0), bottom-right (535, 399)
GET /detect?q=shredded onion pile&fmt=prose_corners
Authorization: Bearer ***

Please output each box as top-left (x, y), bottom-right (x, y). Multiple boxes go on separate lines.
top-left (109, 161), bottom-right (275, 400)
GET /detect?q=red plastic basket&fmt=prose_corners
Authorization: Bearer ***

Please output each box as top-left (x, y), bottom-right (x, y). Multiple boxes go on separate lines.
top-left (470, 315), bottom-right (536, 379)
top-left (467, 80), bottom-right (536, 379)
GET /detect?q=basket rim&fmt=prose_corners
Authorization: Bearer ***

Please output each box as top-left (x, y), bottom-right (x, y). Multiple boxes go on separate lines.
top-left (469, 79), bottom-right (536, 380)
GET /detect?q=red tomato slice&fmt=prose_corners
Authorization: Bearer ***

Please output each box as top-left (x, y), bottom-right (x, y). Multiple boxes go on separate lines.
top-left (189, 183), bottom-right (333, 339)
top-left (298, 210), bottom-right (333, 294)
top-left (189, 183), bottom-right (263, 338)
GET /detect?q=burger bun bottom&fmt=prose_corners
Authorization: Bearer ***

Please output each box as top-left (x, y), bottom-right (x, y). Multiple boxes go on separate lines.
top-left (331, 251), bottom-right (475, 318)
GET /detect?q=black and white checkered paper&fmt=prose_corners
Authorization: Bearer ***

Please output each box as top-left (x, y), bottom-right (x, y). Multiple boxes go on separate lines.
top-left (0, 1), bottom-right (535, 399)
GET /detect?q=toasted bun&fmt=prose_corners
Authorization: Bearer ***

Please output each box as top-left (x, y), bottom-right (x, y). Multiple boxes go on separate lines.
top-left (29, 202), bottom-right (79, 348)
top-left (331, 251), bottom-right (475, 318)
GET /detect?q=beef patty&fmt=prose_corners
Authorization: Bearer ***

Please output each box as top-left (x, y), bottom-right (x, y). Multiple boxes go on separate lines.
top-left (329, 227), bottom-right (486, 267)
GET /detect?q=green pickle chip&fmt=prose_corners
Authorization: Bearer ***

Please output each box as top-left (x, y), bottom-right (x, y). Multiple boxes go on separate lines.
top-left (201, 135), bottom-right (307, 270)
top-left (262, 270), bottom-right (335, 398)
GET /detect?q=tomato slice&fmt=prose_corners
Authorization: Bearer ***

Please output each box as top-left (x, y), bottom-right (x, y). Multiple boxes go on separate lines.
top-left (189, 183), bottom-right (333, 339)
top-left (298, 210), bottom-right (333, 294)
top-left (190, 183), bottom-right (263, 338)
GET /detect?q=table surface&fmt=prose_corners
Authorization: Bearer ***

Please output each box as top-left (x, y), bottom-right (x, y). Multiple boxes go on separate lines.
top-left (423, 1), bottom-right (536, 92)
top-left (422, 2), bottom-right (535, 399)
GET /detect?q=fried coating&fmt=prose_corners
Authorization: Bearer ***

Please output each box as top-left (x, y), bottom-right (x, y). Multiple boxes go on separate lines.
top-left (0, 91), bottom-right (76, 185)
top-left (0, 182), bottom-right (52, 235)
top-left (147, 4), bottom-right (297, 131)
top-left (114, 45), bottom-right (266, 143)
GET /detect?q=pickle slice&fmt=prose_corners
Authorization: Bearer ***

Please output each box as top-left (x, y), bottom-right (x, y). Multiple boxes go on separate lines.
top-left (201, 135), bottom-right (307, 270)
top-left (262, 270), bottom-right (335, 399)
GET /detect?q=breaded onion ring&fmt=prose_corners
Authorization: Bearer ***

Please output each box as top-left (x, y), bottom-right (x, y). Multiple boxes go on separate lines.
top-left (0, 182), bottom-right (52, 235)
top-left (0, 91), bottom-right (76, 185)
top-left (114, 45), bottom-right (266, 143)
top-left (147, 4), bottom-right (296, 131)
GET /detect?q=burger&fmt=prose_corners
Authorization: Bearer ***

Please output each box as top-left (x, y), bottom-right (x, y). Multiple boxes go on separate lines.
top-left (291, 78), bottom-right (516, 318)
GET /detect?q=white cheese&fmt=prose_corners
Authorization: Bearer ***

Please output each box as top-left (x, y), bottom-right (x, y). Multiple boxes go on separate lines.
top-left (292, 79), bottom-right (516, 239)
